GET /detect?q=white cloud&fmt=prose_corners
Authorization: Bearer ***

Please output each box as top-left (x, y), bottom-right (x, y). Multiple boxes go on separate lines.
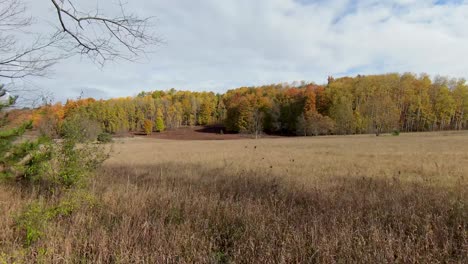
top-left (9, 0), bottom-right (468, 101)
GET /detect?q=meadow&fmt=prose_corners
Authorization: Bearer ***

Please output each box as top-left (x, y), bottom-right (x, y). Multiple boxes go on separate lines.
top-left (1, 131), bottom-right (467, 263)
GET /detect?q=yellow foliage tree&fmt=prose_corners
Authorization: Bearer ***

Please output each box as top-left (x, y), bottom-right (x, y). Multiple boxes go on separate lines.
top-left (155, 108), bottom-right (165, 132)
top-left (143, 119), bottom-right (153, 135)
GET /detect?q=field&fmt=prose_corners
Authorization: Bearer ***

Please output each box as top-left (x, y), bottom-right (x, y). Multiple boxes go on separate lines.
top-left (1, 131), bottom-right (467, 263)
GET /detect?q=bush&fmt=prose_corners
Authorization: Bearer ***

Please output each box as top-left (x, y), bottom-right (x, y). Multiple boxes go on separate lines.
top-left (1, 85), bottom-right (106, 253)
top-left (15, 201), bottom-right (50, 246)
top-left (37, 113), bottom-right (61, 139)
top-left (61, 114), bottom-right (102, 142)
top-left (97, 132), bottom-right (113, 143)
top-left (15, 190), bottom-right (97, 246)
top-left (392, 129), bottom-right (400, 136)
top-left (297, 112), bottom-right (336, 136)
top-left (56, 138), bottom-right (107, 188)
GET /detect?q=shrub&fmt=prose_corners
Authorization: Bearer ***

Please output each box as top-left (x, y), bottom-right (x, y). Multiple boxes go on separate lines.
top-left (392, 129), bottom-right (400, 136)
top-left (297, 112), bottom-right (336, 136)
top-left (2, 131), bottom-right (106, 190)
top-left (15, 201), bottom-right (50, 246)
top-left (1, 87), bottom-right (106, 255)
top-left (36, 113), bottom-right (61, 139)
top-left (55, 138), bottom-right (107, 188)
top-left (97, 132), bottom-right (113, 143)
top-left (15, 190), bottom-right (97, 246)
top-left (61, 114), bottom-right (102, 142)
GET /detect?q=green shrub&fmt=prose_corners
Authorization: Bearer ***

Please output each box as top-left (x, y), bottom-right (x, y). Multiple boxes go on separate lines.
top-left (56, 138), bottom-right (107, 188)
top-left (392, 129), bottom-right (400, 136)
top-left (97, 132), bottom-right (113, 143)
top-left (15, 190), bottom-right (97, 246)
top-left (9, 134), bottom-right (107, 189)
top-left (15, 201), bottom-right (50, 246)
top-left (61, 114), bottom-right (102, 142)
top-left (2, 85), bottom-right (106, 251)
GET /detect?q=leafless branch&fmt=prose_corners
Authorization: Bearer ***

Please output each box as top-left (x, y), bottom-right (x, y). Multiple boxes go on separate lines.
top-left (50, 0), bottom-right (160, 65)
top-left (0, 0), bottom-right (31, 30)
top-left (0, 0), bottom-right (159, 83)
top-left (0, 0), bottom-right (159, 109)
top-left (0, 1), bottom-right (65, 80)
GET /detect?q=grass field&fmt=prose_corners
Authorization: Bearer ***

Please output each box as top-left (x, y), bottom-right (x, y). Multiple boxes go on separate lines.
top-left (1, 131), bottom-right (467, 263)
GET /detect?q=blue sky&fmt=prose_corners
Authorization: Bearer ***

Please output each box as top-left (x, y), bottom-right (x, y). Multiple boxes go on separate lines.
top-left (14, 0), bottom-right (468, 103)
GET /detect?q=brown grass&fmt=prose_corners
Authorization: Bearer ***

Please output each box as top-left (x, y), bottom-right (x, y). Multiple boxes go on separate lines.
top-left (1, 131), bottom-right (467, 263)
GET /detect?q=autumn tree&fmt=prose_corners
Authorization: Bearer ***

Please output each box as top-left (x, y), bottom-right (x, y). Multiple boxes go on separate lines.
top-left (47, 75), bottom-right (468, 138)
top-left (329, 95), bottom-right (354, 134)
top-left (452, 80), bottom-right (468, 130)
top-left (365, 91), bottom-right (399, 136)
top-left (431, 81), bottom-right (456, 130)
top-left (155, 108), bottom-right (165, 132)
top-left (32, 102), bottom-right (64, 138)
top-left (297, 112), bottom-right (335, 136)
top-left (143, 119), bottom-right (153, 135)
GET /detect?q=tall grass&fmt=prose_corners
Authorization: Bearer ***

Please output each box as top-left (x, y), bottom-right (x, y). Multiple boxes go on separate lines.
top-left (1, 132), bottom-right (467, 263)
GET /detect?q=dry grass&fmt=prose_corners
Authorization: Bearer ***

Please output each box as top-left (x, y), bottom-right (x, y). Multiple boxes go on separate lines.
top-left (1, 131), bottom-right (467, 263)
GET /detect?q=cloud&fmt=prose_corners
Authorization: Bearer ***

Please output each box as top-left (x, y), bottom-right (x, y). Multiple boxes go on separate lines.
top-left (12, 0), bottom-right (468, 102)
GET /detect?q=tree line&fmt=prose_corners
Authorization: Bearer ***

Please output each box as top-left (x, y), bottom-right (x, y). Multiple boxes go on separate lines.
top-left (32, 73), bottom-right (468, 137)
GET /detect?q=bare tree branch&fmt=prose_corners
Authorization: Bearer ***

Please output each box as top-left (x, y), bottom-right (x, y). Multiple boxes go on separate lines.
top-left (50, 0), bottom-right (160, 65)
top-left (0, 1), bottom-right (65, 80)
top-left (0, 0), bottom-right (31, 30)
top-left (0, 0), bottom-right (159, 83)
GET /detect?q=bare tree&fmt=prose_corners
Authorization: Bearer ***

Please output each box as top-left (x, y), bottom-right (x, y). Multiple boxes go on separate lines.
top-left (0, 0), bottom-right (158, 81)
top-left (249, 108), bottom-right (264, 139)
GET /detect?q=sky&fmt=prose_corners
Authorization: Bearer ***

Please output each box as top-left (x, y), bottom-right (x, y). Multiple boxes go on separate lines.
top-left (12, 0), bottom-right (468, 103)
